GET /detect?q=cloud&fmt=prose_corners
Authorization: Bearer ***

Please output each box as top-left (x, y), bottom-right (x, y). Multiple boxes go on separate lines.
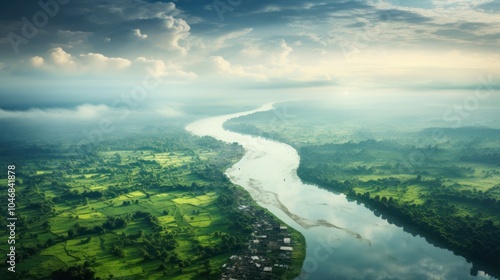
top-left (30, 48), bottom-right (131, 74)
top-left (0, 104), bottom-right (110, 119)
top-left (378, 9), bottom-right (432, 24)
top-left (19, 46), bottom-right (199, 81)
top-left (159, 15), bottom-right (191, 54)
top-left (272, 39), bottom-right (293, 64)
top-left (0, 103), bottom-right (187, 121)
top-left (212, 28), bottom-right (253, 50)
top-left (135, 57), bottom-right (197, 79)
top-left (475, 0), bottom-right (500, 13)
top-left (79, 53), bottom-right (132, 69)
top-left (155, 105), bottom-right (185, 118)
top-left (241, 44), bottom-right (263, 57)
top-left (209, 39), bottom-right (333, 83)
top-left (50, 47), bottom-right (74, 65)
top-left (132, 29), bottom-right (148, 39)
top-left (108, 1), bottom-right (177, 21)
top-left (0, 0), bottom-right (499, 102)
top-left (261, 5), bottom-right (281, 13)
top-left (30, 56), bottom-right (44, 67)
top-left (210, 56), bottom-right (264, 79)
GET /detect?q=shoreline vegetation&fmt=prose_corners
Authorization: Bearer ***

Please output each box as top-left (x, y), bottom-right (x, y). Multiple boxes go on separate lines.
top-left (0, 125), bottom-right (306, 280)
top-left (223, 104), bottom-right (500, 279)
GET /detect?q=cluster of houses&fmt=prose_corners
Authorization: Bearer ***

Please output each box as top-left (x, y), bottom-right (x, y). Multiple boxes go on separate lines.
top-left (220, 205), bottom-right (296, 279)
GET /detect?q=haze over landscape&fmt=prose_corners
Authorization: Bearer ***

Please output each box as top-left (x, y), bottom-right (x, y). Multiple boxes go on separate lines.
top-left (0, 1), bottom-right (499, 280)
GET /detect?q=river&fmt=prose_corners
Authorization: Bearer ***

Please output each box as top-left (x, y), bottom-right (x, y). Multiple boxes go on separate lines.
top-left (186, 103), bottom-right (493, 280)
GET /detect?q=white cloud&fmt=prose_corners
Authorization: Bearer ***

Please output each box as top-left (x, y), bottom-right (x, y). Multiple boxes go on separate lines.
top-left (50, 47), bottom-right (74, 65)
top-left (29, 48), bottom-right (131, 74)
top-left (272, 39), bottom-right (293, 64)
top-left (160, 15), bottom-right (191, 54)
top-left (135, 57), bottom-right (197, 79)
top-left (241, 44), bottom-right (263, 58)
top-left (30, 56), bottom-right (44, 67)
top-left (0, 104), bottom-right (110, 119)
top-left (209, 38), bottom-right (335, 83)
top-left (79, 53), bottom-right (132, 69)
top-left (135, 57), bottom-right (167, 77)
top-left (262, 5), bottom-right (281, 12)
top-left (213, 28), bottom-right (254, 50)
top-left (211, 56), bottom-right (266, 79)
top-left (133, 28), bottom-right (148, 39)
top-left (23, 47), bottom-right (198, 80)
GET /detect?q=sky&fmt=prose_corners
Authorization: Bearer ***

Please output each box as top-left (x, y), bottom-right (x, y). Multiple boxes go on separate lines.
top-left (0, 0), bottom-right (499, 119)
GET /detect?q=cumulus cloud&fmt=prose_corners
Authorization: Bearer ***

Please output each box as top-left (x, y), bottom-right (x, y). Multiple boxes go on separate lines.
top-left (135, 57), bottom-right (197, 79)
top-left (209, 39), bottom-right (333, 82)
top-left (79, 53), bottom-right (132, 69)
top-left (135, 57), bottom-right (167, 77)
top-left (30, 56), bottom-right (44, 67)
top-left (133, 28), bottom-right (148, 39)
top-left (28, 48), bottom-right (132, 74)
top-left (272, 39), bottom-right (293, 64)
top-left (160, 16), bottom-right (191, 54)
top-left (211, 56), bottom-right (265, 79)
top-left (50, 47), bottom-right (74, 65)
top-left (22, 47), bottom-right (198, 81)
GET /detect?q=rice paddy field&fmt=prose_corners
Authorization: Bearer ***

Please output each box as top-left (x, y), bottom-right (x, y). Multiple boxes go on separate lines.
top-left (0, 129), bottom-right (305, 279)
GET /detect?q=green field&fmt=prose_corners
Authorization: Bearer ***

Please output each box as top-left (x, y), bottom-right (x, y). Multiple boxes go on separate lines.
top-left (0, 128), bottom-right (305, 279)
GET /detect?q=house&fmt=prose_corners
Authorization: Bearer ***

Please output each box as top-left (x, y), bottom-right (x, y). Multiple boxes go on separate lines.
top-left (280, 246), bottom-right (293, 251)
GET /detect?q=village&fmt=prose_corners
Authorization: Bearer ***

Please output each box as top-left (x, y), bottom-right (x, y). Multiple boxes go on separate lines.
top-left (219, 204), bottom-right (297, 280)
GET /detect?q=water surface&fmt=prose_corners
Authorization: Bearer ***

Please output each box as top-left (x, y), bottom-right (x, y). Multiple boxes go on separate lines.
top-left (186, 104), bottom-right (492, 280)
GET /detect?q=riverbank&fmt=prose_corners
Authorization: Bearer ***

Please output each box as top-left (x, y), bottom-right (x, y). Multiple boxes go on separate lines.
top-left (218, 103), bottom-right (496, 279)
top-left (226, 103), bottom-right (500, 277)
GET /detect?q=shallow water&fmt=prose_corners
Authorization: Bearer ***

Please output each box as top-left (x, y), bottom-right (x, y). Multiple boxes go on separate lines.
top-left (186, 103), bottom-right (492, 280)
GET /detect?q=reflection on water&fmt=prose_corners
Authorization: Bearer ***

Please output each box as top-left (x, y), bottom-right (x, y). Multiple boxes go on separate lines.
top-left (186, 104), bottom-right (493, 280)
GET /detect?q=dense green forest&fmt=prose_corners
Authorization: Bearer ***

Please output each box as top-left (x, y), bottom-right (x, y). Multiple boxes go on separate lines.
top-left (0, 125), bottom-right (304, 279)
top-left (224, 102), bottom-right (500, 279)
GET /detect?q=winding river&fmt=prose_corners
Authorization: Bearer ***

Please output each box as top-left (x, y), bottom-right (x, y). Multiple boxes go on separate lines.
top-left (186, 103), bottom-right (493, 280)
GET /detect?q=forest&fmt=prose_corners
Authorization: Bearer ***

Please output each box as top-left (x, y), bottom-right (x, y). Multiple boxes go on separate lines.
top-left (224, 101), bottom-right (500, 279)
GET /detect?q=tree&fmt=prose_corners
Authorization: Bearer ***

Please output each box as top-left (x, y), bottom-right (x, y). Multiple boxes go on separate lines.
top-left (68, 228), bottom-right (77, 239)
top-left (43, 221), bottom-right (52, 232)
top-left (51, 265), bottom-right (96, 280)
top-left (204, 259), bottom-right (212, 272)
top-left (46, 238), bottom-right (54, 247)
